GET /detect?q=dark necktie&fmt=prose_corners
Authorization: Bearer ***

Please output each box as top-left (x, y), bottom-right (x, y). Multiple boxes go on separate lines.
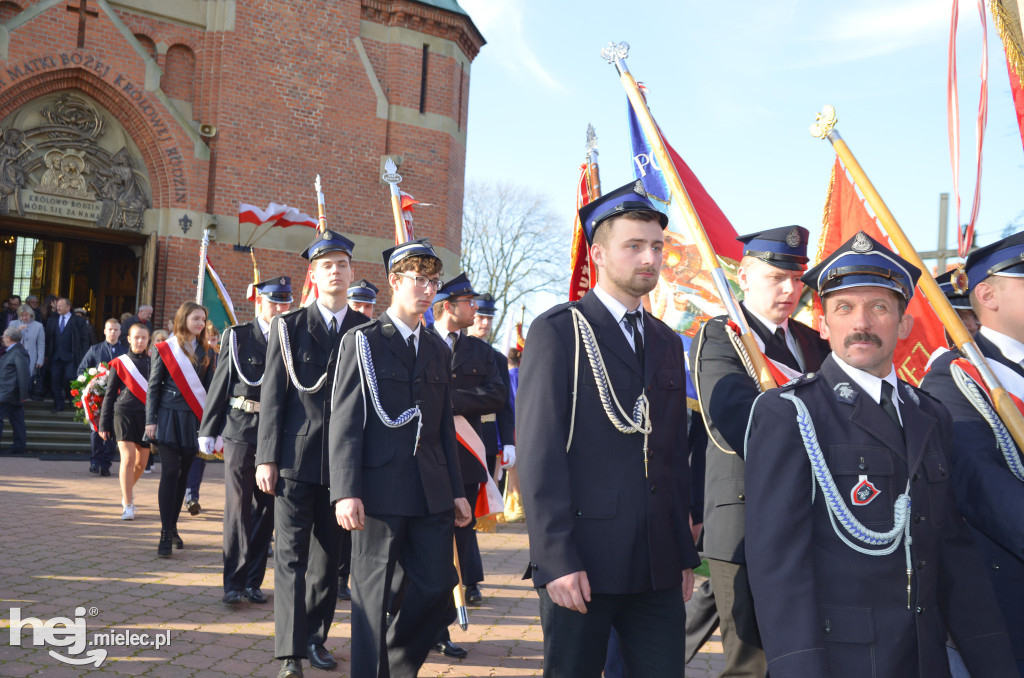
top-left (407, 334), bottom-right (417, 365)
top-left (60, 315), bottom-right (67, 332)
top-left (448, 331), bottom-right (459, 351)
top-left (880, 381), bottom-right (902, 430)
top-left (766, 326), bottom-right (800, 372)
top-left (624, 311), bottom-right (645, 367)
top-left (328, 317), bottom-right (338, 340)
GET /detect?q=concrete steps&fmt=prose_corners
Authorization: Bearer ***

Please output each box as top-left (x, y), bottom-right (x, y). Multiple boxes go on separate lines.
top-left (0, 399), bottom-right (92, 454)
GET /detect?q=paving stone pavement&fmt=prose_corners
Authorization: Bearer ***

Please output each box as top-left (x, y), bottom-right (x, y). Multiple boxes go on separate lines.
top-left (0, 456), bottom-right (726, 676)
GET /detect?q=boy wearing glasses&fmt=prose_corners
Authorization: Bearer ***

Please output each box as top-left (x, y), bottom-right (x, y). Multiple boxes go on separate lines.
top-left (330, 239), bottom-right (472, 678)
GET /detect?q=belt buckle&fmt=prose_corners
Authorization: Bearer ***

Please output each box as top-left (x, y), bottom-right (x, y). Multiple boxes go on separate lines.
top-left (243, 400), bottom-right (256, 414)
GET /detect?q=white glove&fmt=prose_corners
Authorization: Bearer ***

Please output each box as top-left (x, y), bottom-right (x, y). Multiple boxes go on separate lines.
top-left (198, 436), bottom-right (216, 455)
top-left (501, 444), bottom-right (516, 469)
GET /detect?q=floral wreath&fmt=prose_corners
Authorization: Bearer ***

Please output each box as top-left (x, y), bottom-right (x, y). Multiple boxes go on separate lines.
top-left (71, 363), bottom-right (109, 432)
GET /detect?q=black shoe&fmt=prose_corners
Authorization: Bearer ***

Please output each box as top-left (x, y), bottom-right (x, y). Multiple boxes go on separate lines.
top-left (306, 643), bottom-right (337, 670)
top-left (222, 590), bottom-right (243, 604)
top-left (433, 640), bottom-right (468, 659)
top-left (100, 467), bottom-right (111, 477)
top-left (243, 587), bottom-right (268, 604)
top-left (277, 658), bottom-right (303, 678)
top-left (186, 500), bottom-right (201, 516)
top-left (170, 529), bottom-right (184, 549)
top-left (89, 464), bottom-right (99, 474)
top-left (336, 576), bottom-right (350, 601)
top-left (157, 531), bottom-right (172, 558)
top-left (466, 584), bottom-right (483, 604)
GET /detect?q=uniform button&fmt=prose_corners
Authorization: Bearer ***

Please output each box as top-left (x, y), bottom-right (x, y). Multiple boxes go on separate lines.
top-left (993, 563), bottom-right (1000, 571)
top-left (738, 493), bottom-right (745, 501)
top-left (916, 606), bottom-right (924, 615)
top-left (574, 510), bottom-right (582, 517)
top-left (650, 484), bottom-right (657, 494)
top-left (917, 560), bottom-right (926, 569)
top-left (452, 373), bottom-right (457, 379)
top-left (914, 514), bottom-right (921, 523)
top-left (824, 619), bottom-right (831, 634)
top-left (669, 380), bottom-right (675, 387)
top-left (413, 378), bottom-right (420, 384)
top-left (858, 457), bottom-right (866, 471)
top-left (912, 473), bottom-right (920, 481)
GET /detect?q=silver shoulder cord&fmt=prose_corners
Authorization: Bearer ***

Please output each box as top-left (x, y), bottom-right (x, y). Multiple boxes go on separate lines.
top-left (775, 390), bottom-right (914, 608)
top-left (566, 307), bottom-right (652, 475)
top-left (950, 364), bottom-right (1024, 481)
top-left (278, 319), bottom-right (329, 393)
top-left (354, 329), bottom-right (422, 455)
top-left (724, 323), bottom-right (761, 387)
top-left (230, 327), bottom-right (264, 387)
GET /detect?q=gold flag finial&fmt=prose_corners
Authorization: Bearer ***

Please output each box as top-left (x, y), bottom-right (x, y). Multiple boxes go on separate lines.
top-left (810, 105), bottom-right (838, 139)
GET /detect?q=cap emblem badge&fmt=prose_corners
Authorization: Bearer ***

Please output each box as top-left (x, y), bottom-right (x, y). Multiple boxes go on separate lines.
top-left (851, 231), bottom-right (873, 253)
top-left (786, 228), bottom-right (801, 248)
top-left (632, 180), bottom-right (647, 197)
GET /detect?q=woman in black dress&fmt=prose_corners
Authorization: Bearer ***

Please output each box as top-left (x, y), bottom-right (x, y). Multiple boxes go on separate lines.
top-left (98, 322), bottom-right (151, 521)
top-left (145, 301), bottom-right (214, 557)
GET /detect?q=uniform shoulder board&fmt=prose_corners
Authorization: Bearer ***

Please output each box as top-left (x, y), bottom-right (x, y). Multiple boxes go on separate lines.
top-left (536, 300), bottom-right (577, 321)
top-left (779, 371), bottom-right (819, 390)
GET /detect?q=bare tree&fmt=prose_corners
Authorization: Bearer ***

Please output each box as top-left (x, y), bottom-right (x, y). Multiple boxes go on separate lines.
top-left (460, 181), bottom-right (569, 342)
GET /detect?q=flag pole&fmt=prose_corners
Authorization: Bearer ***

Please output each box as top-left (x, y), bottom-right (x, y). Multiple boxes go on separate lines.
top-left (382, 158), bottom-right (407, 244)
top-left (196, 227), bottom-right (211, 304)
top-left (452, 537), bottom-right (469, 630)
top-left (602, 41), bottom-right (776, 391)
top-left (585, 123), bottom-right (602, 200)
top-left (314, 175), bottom-right (327, 234)
top-left (810, 104), bottom-right (1024, 448)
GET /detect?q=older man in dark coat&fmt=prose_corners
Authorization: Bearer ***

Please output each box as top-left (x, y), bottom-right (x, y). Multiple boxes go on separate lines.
top-left (0, 327), bottom-right (31, 454)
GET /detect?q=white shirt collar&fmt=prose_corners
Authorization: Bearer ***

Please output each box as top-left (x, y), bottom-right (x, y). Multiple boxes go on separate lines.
top-left (592, 283), bottom-right (643, 324)
top-left (388, 309), bottom-right (421, 344)
top-left (315, 300), bottom-right (348, 329)
top-left (831, 353), bottom-right (902, 410)
top-left (256, 316), bottom-right (271, 338)
top-left (433, 320), bottom-right (461, 345)
top-left (979, 326), bottom-right (1024, 365)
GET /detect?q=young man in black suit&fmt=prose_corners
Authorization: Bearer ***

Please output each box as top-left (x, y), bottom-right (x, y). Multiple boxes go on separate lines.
top-left (331, 239), bottom-right (471, 678)
top-left (517, 181), bottom-right (700, 676)
top-left (256, 231), bottom-right (368, 678)
top-left (200, 277), bottom-right (291, 606)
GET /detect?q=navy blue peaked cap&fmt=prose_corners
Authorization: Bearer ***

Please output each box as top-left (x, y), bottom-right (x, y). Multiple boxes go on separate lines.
top-left (577, 180), bottom-right (668, 245)
top-left (802, 230), bottom-right (921, 300)
top-left (301, 230), bottom-right (354, 260)
top-left (382, 239), bottom-right (441, 274)
top-left (434, 272), bottom-right (477, 304)
top-left (347, 279), bottom-right (379, 303)
top-left (737, 225), bottom-right (810, 271)
top-left (964, 231), bottom-right (1024, 292)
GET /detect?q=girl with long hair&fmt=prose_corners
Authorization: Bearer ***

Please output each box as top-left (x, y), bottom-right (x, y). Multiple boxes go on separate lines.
top-left (99, 322), bottom-right (151, 520)
top-left (145, 301), bottom-right (215, 557)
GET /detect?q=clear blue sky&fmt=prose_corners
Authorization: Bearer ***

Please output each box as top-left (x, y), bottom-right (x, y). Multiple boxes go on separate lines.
top-left (460, 0), bottom-right (1024, 267)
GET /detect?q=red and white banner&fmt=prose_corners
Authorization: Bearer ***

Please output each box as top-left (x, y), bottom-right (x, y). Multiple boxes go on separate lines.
top-left (725, 320), bottom-right (803, 385)
top-left (156, 336), bottom-right (207, 421)
top-left (454, 415), bottom-right (504, 518)
top-left (239, 202), bottom-right (318, 228)
top-left (110, 355), bottom-right (148, 404)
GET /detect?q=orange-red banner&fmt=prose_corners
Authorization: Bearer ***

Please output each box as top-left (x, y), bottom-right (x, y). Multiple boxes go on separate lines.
top-left (815, 158), bottom-right (947, 386)
top-left (568, 163), bottom-right (598, 301)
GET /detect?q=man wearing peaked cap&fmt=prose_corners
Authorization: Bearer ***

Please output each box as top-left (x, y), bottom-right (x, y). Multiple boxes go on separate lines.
top-left (256, 230), bottom-right (369, 678)
top-left (744, 230), bottom-right (1016, 677)
top-left (467, 293), bottom-right (517, 484)
top-left (517, 181), bottom-right (699, 676)
top-left (199, 276), bottom-right (292, 608)
top-left (347, 279), bottom-right (378, 318)
top-left (330, 238), bottom-right (471, 677)
top-left (426, 272), bottom-right (506, 656)
top-left (921, 231), bottom-right (1024, 675)
top-left (689, 224), bottom-right (829, 677)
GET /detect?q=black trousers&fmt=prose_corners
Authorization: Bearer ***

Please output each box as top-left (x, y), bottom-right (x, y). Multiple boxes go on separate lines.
top-left (273, 478), bottom-right (340, 659)
top-left (0, 402), bottom-right (26, 452)
top-left (350, 510), bottom-right (456, 678)
top-left (156, 444), bottom-right (196, 533)
top-left (338, 528), bottom-right (351, 579)
top-left (222, 438), bottom-right (274, 593)
top-left (50, 357), bottom-right (73, 410)
top-left (89, 430), bottom-right (117, 469)
top-left (707, 558), bottom-right (767, 678)
top-left (537, 585), bottom-right (686, 677)
top-left (454, 482), bottom-right (483, 585)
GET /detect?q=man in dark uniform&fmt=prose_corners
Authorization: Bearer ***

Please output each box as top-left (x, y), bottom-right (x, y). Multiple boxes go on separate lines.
top-left (745, 230), bottom-right (1017, 678)
top-left (920, 232), bottom-right (1024, 675)
top-left (347, 279), bottom-right (378, 318)
top-left (331, 239), bottom-right (471, 678)
top-left (517, 181), bottom-right (700, 676)
top-left (426, 273), bottom-right (505, 657)
top-left (79, 318), bottom-right (125, 476)
top-left (45, 297), bottom-right (90, 413)
top-left (199, 277), bottom-right (292, 606)
top-left (690, 225), bottom-right (830, 676)
top-left (256, 231), bottom-right (368, 678)
top-left (468, 293), bottom-right (517, 486)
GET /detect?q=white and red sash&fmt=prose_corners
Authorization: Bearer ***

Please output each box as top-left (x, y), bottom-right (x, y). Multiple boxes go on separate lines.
top-left (725, 320), bottom-right (804, 385)
top-left (110, 354), bottom-right (148, 404)
top-left (454, 415), bottom-right (504, 518)
top-left (156, 336), bottom-right (207, 421)
top-left (950, 357), bottom-right (1024, 415)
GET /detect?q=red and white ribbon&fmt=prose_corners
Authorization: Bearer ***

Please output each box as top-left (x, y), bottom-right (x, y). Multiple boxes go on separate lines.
top-left (81, 368), bottom-right (108, 433)
top-left (156, 336), bottom-right (206, 421)
top-left (110, 355), bottom-right (148, 404)
top-left (454, 415), bottom-right (504, 518)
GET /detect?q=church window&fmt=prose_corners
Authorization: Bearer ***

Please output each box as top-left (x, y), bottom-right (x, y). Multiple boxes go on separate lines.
top-left (11, 237), bottom-right (36, 298)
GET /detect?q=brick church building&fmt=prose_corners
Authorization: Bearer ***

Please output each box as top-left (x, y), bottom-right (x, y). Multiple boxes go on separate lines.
top-left (0, 0), bottom-right (483, 332)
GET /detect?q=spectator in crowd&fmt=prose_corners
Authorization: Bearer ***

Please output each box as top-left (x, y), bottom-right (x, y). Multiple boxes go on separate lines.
top-left (0, 327), bottom-right (30, 454)
top-left (99, 322), bottom-right (152, 520)
top-left (39, 294), bottom-right (57, 324)
top-left (8, 305), bottom-right (44, 391)
top-left (183, 320), bottom-right (222, 516)
top-left (45, 297), bottom-right (90, 413)
top-left (143, 328), bottom-right (169, 476)
top-left (120, 304), bottom-right (154, 340)
top-left (25, 295), bottom-right (42, 322)
top-left (79, 319), bottom-right (125, 476)
top-left (119, 311), bottom-right (134, 330)
top-left (3, 295), bottom-right (21, 327)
